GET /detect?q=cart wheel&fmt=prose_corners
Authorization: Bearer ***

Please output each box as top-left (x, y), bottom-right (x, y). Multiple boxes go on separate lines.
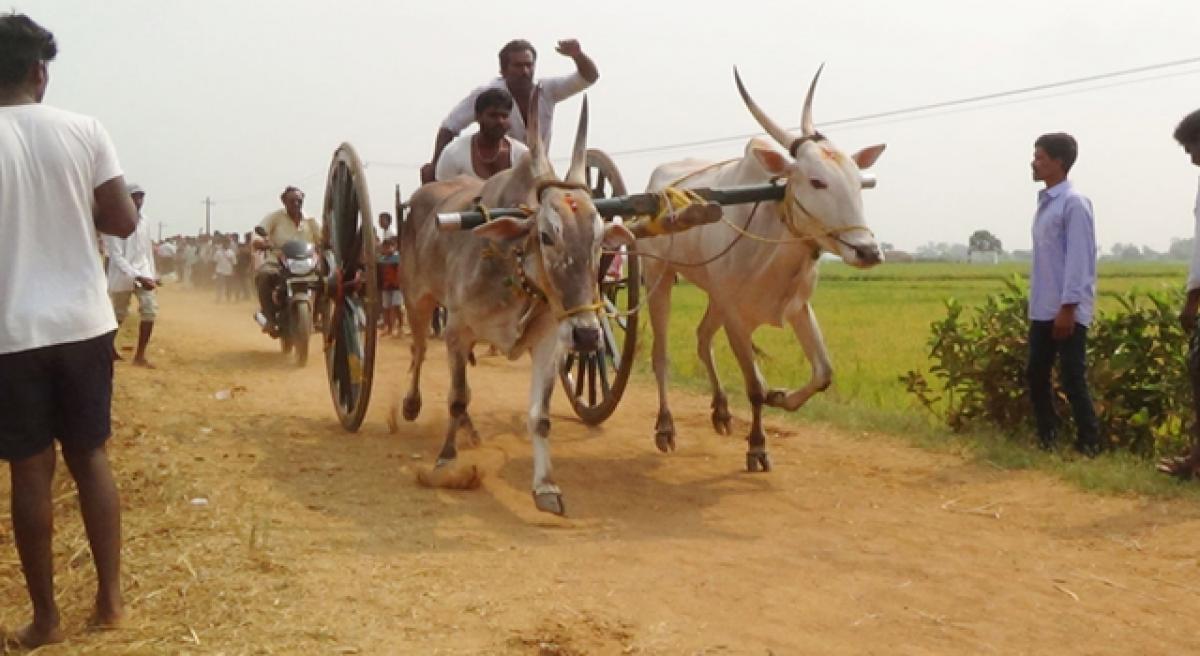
top-left (322, 143), bottom-right (380, 432)
top-left (559, 149), bottom-right (640, 425)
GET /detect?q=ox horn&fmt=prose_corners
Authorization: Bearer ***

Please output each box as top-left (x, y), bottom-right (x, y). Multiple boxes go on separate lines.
top-left (565, 96), bottom-right (589, 185)
top-left (734, 66), bottom-right (794, 152)
top-left (800, 63), bottom-right (825, 137)
top-left (526, 83), bottom-right (551, 177)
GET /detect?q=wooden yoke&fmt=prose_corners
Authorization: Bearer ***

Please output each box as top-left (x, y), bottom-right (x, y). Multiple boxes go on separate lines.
top-left (435, 182), bottom-right (794, 237)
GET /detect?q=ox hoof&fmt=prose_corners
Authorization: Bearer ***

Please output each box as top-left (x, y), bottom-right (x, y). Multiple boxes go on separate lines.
top-left (655, 429), bottom-right (676, 453)
top-left (402, 395), bottom-right (422, 421)
top-left (745, 451), bottom-right (772, 473)
top-left (533, 491), bottom-right (566, 516)
top-left (711, 409), bottom-right (732, 436)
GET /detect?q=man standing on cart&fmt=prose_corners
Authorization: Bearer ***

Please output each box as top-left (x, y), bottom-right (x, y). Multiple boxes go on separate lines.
top-left (420, 38), bottom-right (599, 184)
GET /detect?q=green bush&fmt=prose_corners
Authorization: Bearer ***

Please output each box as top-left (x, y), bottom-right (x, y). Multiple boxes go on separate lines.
top-left (902, 276), bottom-right (1192, 457)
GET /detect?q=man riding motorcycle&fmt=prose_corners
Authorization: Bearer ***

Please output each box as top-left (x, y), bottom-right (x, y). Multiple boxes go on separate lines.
top-left (253, 186), bottom-right (320, 334)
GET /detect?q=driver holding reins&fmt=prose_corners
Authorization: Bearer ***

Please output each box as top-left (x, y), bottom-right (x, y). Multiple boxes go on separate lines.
top-left (253, 186), bottom-right (320, 334)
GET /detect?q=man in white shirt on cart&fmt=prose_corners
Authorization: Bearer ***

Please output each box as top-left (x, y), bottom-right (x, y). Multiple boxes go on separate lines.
top-left (420, 38), bottom-right (598, 183)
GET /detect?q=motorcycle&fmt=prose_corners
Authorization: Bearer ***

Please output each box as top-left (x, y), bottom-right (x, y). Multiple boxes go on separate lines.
top-left (254, 228), bottom-right (322, 366)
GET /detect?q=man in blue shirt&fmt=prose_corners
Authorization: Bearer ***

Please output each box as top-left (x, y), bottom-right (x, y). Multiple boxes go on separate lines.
top-left (1027, 132), bottom-right (1100, 456)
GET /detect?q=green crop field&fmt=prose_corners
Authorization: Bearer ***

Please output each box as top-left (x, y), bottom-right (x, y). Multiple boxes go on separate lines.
top-left (630, 260), bottom-right (1189, 425)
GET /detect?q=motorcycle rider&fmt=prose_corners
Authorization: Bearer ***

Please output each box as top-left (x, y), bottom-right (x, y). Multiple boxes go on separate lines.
top-left (253, 186), bottom-right (320, 334)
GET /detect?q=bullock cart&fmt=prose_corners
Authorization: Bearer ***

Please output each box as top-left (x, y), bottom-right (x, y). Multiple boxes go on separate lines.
top-left (317, 140), bottom-right (799, 432)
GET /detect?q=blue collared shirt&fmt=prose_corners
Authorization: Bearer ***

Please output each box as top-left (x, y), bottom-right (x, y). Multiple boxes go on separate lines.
top-left (1029, 180), bottom-right (1097, 325)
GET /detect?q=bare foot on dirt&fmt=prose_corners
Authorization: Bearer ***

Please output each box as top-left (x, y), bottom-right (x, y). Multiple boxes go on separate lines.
top-left (132, 358), bottom-right (156, 369)
top-left (88, 606), bottom-right (126, 631)
top-left (13, 620), bottom-right (65, 648)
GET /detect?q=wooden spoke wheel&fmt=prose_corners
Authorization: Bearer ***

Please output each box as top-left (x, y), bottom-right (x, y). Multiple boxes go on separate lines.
top-left (321, 143), bottom-right (380, 432)
top-left (558, 149), bottom-right (640, 425)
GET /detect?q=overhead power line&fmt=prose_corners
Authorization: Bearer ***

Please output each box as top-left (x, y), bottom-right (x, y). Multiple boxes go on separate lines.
top-left (261, 55), bottom-right (1200, 179)
top-left (602, 56), bottom-right (1200, 159)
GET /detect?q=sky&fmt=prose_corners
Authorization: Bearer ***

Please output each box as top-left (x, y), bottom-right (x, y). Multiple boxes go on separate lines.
top-left (12, 0), bottom-right (1200, 253)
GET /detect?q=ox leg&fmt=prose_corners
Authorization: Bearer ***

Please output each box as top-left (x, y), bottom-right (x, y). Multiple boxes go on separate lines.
top-left (764, 301), bottom-right (833, 412)
top-left (722, 315), bottom-right (771, 472)
top-left (696, 302), bottom-right (733, 436)
top-left (529, 336), bottom-right (564, 515)
top-left (392, 296), bottom-right (435, 431)
top-left (646, 262), bottom-right (677, 452)
top-left (445, 327), bottom-right (481, 450)
top-left (436, 327), bottom-right (476, 465)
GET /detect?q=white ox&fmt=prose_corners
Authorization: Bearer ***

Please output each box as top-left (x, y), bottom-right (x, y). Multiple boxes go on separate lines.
top-left (395, 88), bottom-right (635, 515)
top-left (639, 67), bottom-right (886, 472)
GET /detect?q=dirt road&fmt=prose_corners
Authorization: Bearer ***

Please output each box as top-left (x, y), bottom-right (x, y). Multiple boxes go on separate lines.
top-left (3, 286), bottom-right (1200, 655)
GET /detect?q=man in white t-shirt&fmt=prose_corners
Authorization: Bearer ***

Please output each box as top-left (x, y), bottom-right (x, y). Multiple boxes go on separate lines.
top-left (1159, 108), bottom-right (1200, 478)
top-left (103, 183), bottom-right (159, 368)
top-left (435, 87), bottom-right (530, 182)
top-left (420, 38), bottom-right (598, 183)
top-left (213, 236), bottom-right (237, 302)
top-left (0, 12), bottom-right (138, 648)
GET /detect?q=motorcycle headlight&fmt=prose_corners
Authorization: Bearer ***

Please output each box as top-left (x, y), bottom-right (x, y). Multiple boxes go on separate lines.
top-left (287, 256), bottom-right (316, 275)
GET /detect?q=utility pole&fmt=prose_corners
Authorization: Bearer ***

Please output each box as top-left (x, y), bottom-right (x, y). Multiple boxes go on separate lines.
top-left (203, 196), bottom-right (214, 235)
top-left (157, 221), bottom-right (163, 241)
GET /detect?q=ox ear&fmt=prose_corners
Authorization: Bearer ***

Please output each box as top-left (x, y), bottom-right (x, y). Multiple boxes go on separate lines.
top-left (851, 144), bottom-right (886, 170)
top-left (751, 147), bottom-right (792, 176)
top-left (601, 222), bottom-right (636, 250)
top-left (473, 216), bottom-right (534, 242)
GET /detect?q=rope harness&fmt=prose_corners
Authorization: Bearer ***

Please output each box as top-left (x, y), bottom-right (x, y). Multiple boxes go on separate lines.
top-left (494, 180), bottom-right (606, 323)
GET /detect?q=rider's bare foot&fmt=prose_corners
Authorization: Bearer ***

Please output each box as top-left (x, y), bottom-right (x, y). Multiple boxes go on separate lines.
top-left (132, 358), bottom-right (155, 369)
top-left (13, 620), bottom-right (65, 648)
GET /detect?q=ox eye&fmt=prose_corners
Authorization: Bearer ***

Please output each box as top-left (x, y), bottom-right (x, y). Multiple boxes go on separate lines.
top-left (540, 231), bottom-right (554, 246)
top-left (809, 178), bottom-right (828, 190)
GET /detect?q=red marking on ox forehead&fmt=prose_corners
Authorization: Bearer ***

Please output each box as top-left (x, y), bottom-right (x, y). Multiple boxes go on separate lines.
top-left (820, 147), bottom-right (843, 162)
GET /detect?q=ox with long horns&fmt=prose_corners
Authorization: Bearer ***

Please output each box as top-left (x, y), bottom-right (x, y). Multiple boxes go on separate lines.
top-left (638, 66), bottom-right (886, 472)
top-left (395, 86), bottom-right (635, 515)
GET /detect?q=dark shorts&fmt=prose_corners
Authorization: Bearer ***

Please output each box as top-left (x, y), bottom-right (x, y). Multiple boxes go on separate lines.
top-left (0, 331), bottom-right (116, 462)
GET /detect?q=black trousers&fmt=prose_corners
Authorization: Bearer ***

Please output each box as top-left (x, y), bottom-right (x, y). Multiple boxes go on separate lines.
top-left (255, 261), bottom-right (282, 323)
top-left (1026, 320), bottom-right (1099, 449)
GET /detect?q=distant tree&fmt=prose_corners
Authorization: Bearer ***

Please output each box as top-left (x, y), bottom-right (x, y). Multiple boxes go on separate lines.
top-left (1110, 242), bottom-right (1143, 261)
top-left (967, 230), bottom-right (1003, 254)
top-left (1142, 245), bottom-right (1161, 260)
top-left (880, 242), bottom-right (895, 252)
top-left (1168, 237), bottom-right (1193, 261)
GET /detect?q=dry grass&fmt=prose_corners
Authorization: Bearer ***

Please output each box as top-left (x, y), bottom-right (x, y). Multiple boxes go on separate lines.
top-left (0, 339), bottom-right (321, 654)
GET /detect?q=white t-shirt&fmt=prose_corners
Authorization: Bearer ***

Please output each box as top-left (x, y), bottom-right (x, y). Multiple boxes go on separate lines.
top-left (103, 214), bottom-right (157, 293)
top-left (435, 133), bottom-right (529, 182)
top-left (0, 104), bottom-right (123, 354)
top-left (440, 72), bottom-right (592, 148)
top-left (214, 247), bottom-right (236, 276)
